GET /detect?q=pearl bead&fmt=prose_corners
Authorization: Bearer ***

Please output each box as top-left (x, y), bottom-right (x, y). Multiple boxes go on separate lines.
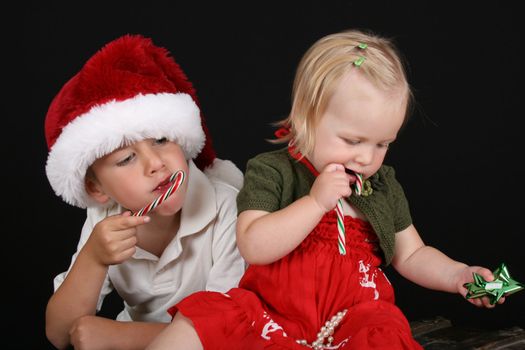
top-left (296, 309), bottom-right (347, 348)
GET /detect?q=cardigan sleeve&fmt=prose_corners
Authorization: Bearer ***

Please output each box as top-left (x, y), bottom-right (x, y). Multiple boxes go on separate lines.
top-left (236, 152), bottom-right (285, 214)
top-left (382, 166), bottom-right (412, 232)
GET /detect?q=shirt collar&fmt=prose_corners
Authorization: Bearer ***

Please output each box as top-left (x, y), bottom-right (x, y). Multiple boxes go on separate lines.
top-left (178, 160), bottom-right (216, 237)
top-left (132, 160), bottom-right (217, 262)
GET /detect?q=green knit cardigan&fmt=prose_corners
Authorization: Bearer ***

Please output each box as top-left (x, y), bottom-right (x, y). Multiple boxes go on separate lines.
top-left (237, 148), bottom-right (413, 265)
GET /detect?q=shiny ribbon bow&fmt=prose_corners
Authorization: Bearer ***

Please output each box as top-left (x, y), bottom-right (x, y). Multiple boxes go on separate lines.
top-left (464, 263), bottom-right (524, 305)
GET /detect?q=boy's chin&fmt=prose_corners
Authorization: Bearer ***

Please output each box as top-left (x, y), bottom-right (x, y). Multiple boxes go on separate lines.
top-left (152, 201), bottom-right (183, 217)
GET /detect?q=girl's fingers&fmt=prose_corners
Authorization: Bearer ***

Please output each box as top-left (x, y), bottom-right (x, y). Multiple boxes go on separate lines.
top-left (323, 163), bottom-right (345, 173)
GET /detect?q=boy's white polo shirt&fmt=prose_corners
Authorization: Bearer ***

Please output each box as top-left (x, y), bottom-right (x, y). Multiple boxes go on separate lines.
top-left (53, 160), bottom-right (246, 322)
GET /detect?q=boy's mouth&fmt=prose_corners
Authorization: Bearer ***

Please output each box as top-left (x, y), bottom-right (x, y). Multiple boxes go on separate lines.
top-left (154, 175), bottom-right (175, 192)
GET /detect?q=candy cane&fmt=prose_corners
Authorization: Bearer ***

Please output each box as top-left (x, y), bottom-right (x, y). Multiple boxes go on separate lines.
top-left (132, 170), bottom-right (185, 216)
top-left (335, 172), bottom-right (364, 255)
top-left (353, 172), bottom-right (363, 196)
top-left (335, 199), bottom-right (346, 255)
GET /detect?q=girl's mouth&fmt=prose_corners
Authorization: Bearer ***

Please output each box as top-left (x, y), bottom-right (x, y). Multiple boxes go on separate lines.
top-left (345, 168), bottom-right (357, 177)
top-left (345, 168), bottom-right (354, 175)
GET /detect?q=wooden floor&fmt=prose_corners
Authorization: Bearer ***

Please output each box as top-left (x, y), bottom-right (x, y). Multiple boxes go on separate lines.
top-left (410, 317), bottom-right (525, 349)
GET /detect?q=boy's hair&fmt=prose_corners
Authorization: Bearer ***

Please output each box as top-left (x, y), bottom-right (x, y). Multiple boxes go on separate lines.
top-left (274, 29), bottom-right (413, 157)
top-left (45, 34), bottom-right (217, 208)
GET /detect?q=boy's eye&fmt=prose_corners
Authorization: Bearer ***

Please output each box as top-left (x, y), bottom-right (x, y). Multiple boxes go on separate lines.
top-left (116, 154), bottom-right (134, 166)
top-left (155, 137), bottom-right (168, 145)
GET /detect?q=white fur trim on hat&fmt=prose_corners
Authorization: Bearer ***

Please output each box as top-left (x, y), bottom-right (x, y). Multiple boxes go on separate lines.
top-left (45, 92), bottom-right (205, 208)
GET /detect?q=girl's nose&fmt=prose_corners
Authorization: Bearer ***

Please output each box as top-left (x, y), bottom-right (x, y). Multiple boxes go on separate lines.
top-left (354, 146), bottom-right (375, 166)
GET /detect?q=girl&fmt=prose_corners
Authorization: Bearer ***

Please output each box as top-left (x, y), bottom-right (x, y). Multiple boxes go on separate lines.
top-left (147, 28), bottom-right (502, 350)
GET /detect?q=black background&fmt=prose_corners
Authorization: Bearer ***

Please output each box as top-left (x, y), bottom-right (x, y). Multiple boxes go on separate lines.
top-left (11, 2), bottom-right (523, 349)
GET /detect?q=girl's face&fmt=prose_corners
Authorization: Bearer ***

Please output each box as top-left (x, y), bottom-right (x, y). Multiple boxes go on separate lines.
top-left (309, 69), bottom-right (407, 179)
top-left (87, 138), bottom-right (189, 216)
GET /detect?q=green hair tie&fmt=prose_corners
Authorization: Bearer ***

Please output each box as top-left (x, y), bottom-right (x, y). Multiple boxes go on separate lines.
top-left (353, 43), bottom-right (367, 67)
top-left (353, 56), bottom-right (366, 67)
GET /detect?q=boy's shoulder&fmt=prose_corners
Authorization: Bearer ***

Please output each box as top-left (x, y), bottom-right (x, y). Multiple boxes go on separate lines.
top-left (204, 158), bottom-right (244, 193)
top-left (86, 204), bottom-right (121, 220)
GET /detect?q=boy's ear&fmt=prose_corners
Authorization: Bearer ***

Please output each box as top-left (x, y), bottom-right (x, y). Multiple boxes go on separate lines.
top-left (85, 177), bottom-right (111, 204)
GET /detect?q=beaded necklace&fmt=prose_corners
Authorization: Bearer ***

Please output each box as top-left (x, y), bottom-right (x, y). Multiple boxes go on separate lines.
top-left (296, 309), bottom-right (348, 349)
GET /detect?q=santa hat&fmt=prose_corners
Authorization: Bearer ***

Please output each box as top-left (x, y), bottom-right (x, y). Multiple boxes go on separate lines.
top-left (45, 34), bottom-right (217, 208)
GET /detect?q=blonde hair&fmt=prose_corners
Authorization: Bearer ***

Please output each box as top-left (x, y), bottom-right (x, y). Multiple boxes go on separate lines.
top-left (274, 29), bottom-right (413, 158)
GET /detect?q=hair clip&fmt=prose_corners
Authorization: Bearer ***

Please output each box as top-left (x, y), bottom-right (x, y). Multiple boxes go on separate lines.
top-left (357, 43), bottom-right (368, 49)
top-left (353, 56), bottom-right (366, 67)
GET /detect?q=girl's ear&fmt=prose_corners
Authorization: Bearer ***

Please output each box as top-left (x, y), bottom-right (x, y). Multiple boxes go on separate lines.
top-left (85, 177), bottom-right (111, 204)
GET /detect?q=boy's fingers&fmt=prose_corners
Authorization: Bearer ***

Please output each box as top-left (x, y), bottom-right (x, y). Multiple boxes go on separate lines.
top-left (112, 214), bottom-right (150, 229)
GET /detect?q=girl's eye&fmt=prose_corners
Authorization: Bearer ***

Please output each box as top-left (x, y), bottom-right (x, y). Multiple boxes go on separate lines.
top-left (155, 137), bottom-right (168, 145)
top-left (344, 138), bottom-right (360, 145)
top-left (116, 154), bottom-right (134, 166)
top-left (378, 143), bottom-right (390, 149)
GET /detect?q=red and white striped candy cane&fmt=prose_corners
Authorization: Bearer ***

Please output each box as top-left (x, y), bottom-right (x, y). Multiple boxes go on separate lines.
top-left (133, 170), bottom-right (185, 217)
top-left (334, 172), bottom-right (364, 255)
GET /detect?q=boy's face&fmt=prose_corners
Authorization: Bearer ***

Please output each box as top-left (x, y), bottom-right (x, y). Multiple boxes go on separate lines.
top-left (87, 138), bottom-right (189, 216)
top-left (309, 70), bottom-right (407, 179)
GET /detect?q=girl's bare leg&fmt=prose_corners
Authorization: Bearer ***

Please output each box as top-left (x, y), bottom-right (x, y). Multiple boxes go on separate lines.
top-left (146, 312), bottom-right (203, 350)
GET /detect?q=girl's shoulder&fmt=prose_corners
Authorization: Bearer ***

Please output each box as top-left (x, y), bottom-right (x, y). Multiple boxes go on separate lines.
top-left (373, 164), bottom-right (401, 184)
top-left (249, 148), bottom-right (291, 164)
top-left (247, 148), bottom-right (302, 174)
top-left (368, 164), bottom-right (407, 199)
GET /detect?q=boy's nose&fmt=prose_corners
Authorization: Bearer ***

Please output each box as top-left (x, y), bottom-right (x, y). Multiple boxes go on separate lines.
top-left (142, 148), bottom-right (165, 174)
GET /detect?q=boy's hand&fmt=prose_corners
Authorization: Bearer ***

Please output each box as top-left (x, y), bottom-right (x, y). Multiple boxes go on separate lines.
top-left (456, 265), bottom-right (505, 308)
top-left (83, 211), bottom-right (150, 266)
top-left (310, 163), bottom-right (352, 212)
top-left (69, 315), bottom-right (119, 350)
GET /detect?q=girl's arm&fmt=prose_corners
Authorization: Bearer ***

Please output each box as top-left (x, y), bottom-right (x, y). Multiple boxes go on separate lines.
top-left (391, 224), bottom-right (500, 307)
top-left (237, 163), bottom-right (351, 265)
top-left (236, 195), bottom-right (325, 265)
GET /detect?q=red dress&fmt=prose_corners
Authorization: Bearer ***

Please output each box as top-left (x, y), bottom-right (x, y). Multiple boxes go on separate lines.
top-left (170, 212), bottom-right (422, 349)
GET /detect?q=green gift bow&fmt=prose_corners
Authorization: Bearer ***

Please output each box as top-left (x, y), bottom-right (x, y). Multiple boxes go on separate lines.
top-left (464, 263), bottom-right (524, 305)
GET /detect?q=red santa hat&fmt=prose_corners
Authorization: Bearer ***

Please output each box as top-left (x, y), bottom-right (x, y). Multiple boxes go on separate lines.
top-left (45, 34), bottom-right (217, 208)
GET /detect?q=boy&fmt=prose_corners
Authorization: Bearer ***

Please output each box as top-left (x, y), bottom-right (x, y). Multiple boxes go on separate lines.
top-left (44, 35), bottom-right (245, 349)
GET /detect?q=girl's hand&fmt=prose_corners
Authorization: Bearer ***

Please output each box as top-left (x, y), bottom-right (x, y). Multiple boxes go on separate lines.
top-left (82, 211), bottom-right (150, 266)
top-left (309, 163), bottom-right (352, 212)
top-left (455, 265), bottom-right (506, 308)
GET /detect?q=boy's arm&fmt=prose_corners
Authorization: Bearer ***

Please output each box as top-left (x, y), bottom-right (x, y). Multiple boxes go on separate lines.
top-left (391, 224), bottom-right (498, 307)
top-left (68, 316), bottom-right (169, 350)
top-left (206, 188), bottom-right (246, 291)
top-left (46, 212), bottom-right (147, 349)
top-left (45, 248), bottom-right (109, 349)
